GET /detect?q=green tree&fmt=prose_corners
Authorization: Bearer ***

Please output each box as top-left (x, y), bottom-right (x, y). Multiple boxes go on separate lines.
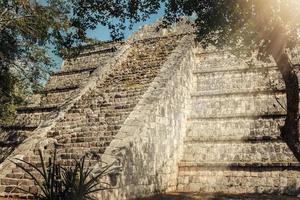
top-left (0, 0), bottom-right (159, 123)
top-left (0, 0), bottom-right (70, 123)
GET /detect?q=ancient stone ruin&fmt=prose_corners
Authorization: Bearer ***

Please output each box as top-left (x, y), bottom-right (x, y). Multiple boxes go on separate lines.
top-left (0, 20), bottom-right (300, 199)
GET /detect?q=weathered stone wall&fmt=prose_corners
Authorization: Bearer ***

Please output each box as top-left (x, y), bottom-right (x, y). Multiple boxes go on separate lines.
top-left (46, 35), bottom-right (182, 168)
top-left (1, 19), bottom-right (300, 199)
top-left (0, 19), bottom-right (192, 198)
top-left (98, 34), bottom-right (195, 199)
top-left (0, 39), bottom-right (129, 198)
top-left (177, 45), bottom-right (300, 195)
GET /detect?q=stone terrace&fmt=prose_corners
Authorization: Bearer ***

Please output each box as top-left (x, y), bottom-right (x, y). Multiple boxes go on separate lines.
top-left (177, 47), bottom-right (300, 194)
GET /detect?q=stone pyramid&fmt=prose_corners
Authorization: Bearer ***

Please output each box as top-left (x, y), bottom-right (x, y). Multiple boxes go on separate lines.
top-left (0, 20), bottom-right (300, 199)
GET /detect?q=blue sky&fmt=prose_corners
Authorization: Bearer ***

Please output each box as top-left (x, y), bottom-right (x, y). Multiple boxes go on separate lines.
top-left (52, 7), bottom-right (164, 70)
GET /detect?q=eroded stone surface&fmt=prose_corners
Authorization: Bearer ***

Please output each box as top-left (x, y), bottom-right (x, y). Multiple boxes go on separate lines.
top-left (177, 45), bottom-right (300, 195)
top-left (0, 19), bottom-right (300, 199)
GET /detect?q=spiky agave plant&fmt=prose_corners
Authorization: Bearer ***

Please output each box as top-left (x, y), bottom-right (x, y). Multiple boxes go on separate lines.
top-left (12, 150), bottom-right (115, 200)
top-left (12, 149), bottom-right (62, 200)
top-left (61, 156), bottom-right (114, 200)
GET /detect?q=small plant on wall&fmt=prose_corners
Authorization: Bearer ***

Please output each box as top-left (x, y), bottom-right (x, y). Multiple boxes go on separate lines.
top-left (11, 150), bottom-right (114, 200)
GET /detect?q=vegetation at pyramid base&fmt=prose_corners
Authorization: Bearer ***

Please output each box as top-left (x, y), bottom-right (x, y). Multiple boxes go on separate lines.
top-left (12, 149), bottom-right (114, 200)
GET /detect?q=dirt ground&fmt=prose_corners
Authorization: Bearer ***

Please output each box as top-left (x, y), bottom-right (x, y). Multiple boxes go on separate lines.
top-left (137, 192), bottom-right (300, 200)
top-left (1, 193), bottom-right (300, 200)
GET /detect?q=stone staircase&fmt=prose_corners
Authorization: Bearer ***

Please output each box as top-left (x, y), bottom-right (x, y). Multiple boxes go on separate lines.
top-left (0, 42), bottom-right (119, 157)
top-left (0, 41), bottom-right (121, 197)
top-left (47, 35), bottom-right (182, 168)
top-left (0, 34), bottom-right (184, 198)
top-left (177, 48), bottom-right (300, 194)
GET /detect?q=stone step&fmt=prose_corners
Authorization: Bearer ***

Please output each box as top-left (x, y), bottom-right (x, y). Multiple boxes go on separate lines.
top-left (185, 135), bottom-right (282, 143)
top-left (193, 48), bottom-right (300, 74)
top-left (182, 142), bottom-right (296, 163)
top-left (0, 125), bottom-right (37, 132)
top-left (5, 171), bottom-right (41, 180)
top-left (0, 186), bottom-right (34, 198)
top-left (177, 161), bottom-right (300, 194)
top-left (62, 49), bottom-right (117, 72)
top-left (57, 146), bottom-right (107, 161)
top-left (45, 71), bottom-right (90, 91)
top-left (53, 133), bottom-right (118, 144)
top-left (191, 89), bottom-right (290, 99)
top-left (193, 67), bottom-right (300, 95)
top-left (189, 92), bottom-right (288, 119)
top-left (58, 158), bottom-right (99, 167)
top-left (0, 183), bottom-right (37, 198)
top-left (118, 60), bottom-right (164, 71)
top-left (78, 46), bottom-right (118, 57)
top-left (13, 112), bottom-right (55, 127)
top-left (52, 66), bottom-right (97, 76)
top-left (24, 94), bottom-right (42, 107)
top-left (178, 161), bottom-right (300, 169)
top-left (99, 84), bottom-right (149, 93)
top-left (16, 105), bottom-right (59, 113)
top-left (0, 178), bottom-right (33, 186)
top-left (193, 49), bottom-right (275, 73)
top-left (39, 90), bottom-right (76, 106)
top-left (0, 133), bottom-right (28, 147)
top-left (37, 85), bottom-right (79, 94)
top-left (60, 141), bottom-right (111, 149)
top-left (103, 73), bottom-right (159, 85)
top-left (59, 152), bottom-right (102, 161)
top-left (69, 136), bottom-right (116, 143)
top-left (35, 85), bottom-right (79, 106)
top-left (185, 117), bottom-right (285, 141)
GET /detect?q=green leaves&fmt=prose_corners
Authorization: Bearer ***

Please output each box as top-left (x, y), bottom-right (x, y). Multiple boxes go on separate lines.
top-left (11, 149), bottom-right (114, 200)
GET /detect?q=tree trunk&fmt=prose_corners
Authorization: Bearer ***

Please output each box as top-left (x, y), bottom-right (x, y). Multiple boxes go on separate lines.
top-left (271, 50), bottom-right (300, 161)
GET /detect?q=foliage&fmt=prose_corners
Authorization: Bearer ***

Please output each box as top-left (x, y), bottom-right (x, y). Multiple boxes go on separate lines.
top-left (0, 0), bottom-right (69, 122)
top-left (162, 0), bottom-right (300, 59)
top-left (156, 0), bottom-right (300, 160)
top-left (61, 156), bottom-right (113, 200)
top-left (12, 150), bottom-right (113, 200)
top-left (0, 0), bottom-right (161, 123)
top-left (0, 67), bottom-right (25, 125)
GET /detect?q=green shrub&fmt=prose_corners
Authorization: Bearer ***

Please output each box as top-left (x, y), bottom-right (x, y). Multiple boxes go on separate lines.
top-left (12, 150), bottom-right (114, 200)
